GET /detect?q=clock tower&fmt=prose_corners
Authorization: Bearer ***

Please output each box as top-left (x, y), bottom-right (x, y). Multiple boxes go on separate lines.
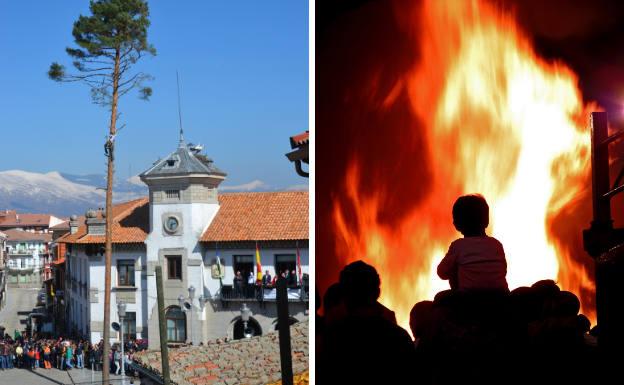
top-left (140, 135), bottom-right (226, 345)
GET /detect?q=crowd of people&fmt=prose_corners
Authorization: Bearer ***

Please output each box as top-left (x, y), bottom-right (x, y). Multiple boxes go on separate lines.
top-left (0, 334), bottom-right (145, 376)
top-left (317, 195), bottom-right (599, 384)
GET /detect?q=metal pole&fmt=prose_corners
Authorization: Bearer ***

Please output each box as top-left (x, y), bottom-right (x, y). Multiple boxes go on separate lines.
top-left (276, 277), bottom-right (293, 385)
top-left (120, 315), bottom-right (125, 379)
top-left (155, 266), bottom-right (171, 385)
top-left (590, 112), bottom-right (612, 227)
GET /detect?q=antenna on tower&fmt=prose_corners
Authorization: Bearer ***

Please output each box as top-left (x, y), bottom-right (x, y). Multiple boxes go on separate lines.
top-left (176, 70), bottom-right (184, 146)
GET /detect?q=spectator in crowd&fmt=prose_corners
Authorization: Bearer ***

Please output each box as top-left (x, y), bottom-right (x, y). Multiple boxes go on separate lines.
top-left (113, 346), bottom-right (121, 375)
top-left (233, 271), bottom-right (243, 297)
top-left (75, 341), bottom-right (84, 369)
top-left (247, 271), bottom-right (256, 297)
top-left (318, 261), bottom-right (415, 384)
top-left (65, 343), bottom-right (73, 370)
top-left (43, 344), bottom-right (51, 369)
top-left (437, 194), bottom-right (509, 293)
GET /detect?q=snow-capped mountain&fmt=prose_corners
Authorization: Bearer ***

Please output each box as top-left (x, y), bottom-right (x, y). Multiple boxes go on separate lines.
top-left (0, 170), bottom-right (307, 217)
top-left (0, 170), bottom-right (146, 217)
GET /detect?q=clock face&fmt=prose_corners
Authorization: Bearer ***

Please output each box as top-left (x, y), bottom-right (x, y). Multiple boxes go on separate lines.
top-left (165, 216), bottom-right (179, 232)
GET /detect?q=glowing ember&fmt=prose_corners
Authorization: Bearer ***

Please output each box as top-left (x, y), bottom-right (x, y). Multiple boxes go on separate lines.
top-left (332, 0), bottom-right (597, 330)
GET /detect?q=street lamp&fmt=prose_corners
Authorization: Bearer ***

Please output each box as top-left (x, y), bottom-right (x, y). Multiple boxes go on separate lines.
top-left (241, 303), bottom-right (253, 338)
top-left (188, 286), bottom-right (195, 344)
top-left (117, 301), bottom-right (126, 379)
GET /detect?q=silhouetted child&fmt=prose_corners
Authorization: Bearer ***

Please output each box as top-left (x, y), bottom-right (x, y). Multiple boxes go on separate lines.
top-left (437, 194), bottom-right (509, 293)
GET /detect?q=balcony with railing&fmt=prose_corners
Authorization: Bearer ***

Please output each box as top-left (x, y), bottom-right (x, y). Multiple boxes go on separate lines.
top-left (218, 277), bottom-right (309, 307)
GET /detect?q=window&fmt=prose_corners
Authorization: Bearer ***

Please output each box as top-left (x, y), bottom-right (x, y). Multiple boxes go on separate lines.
top-left (166, 255), bottom-right (182, 280)
top-left (122, 312), bottom-right (136, 341)
top-left (164, 155), bottom-right (180, 169)
top-left (165, 190), bottom-right (180, 199)
top-left (233, 255), bottom-right (254, 282)
top-left (166, 306), bottom-right (186, 342)
top-left (117, 259), bottom-right (135, 286)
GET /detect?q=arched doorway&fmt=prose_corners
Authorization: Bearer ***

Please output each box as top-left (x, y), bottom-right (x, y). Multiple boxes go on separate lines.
top-left (232, 316), bottom-right (262, 339)
top-left (165, 306), bottom-right (186, 343)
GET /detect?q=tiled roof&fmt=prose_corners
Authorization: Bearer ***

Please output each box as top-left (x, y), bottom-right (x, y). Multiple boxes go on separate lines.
top-left (3, 229), bottom-right (52, 242)
top-left (290, 131), bottom-right (309, 148)
top-left (133, 322), bottom-right (309, 385)
top-left (201, 191), bottom-right (308, 242)
top-left (59, 191), bottom-right (307, 245)
top-left (59, 198), bottom-right (149, 244)
top-left (0, 212), bottom-right (54, 228)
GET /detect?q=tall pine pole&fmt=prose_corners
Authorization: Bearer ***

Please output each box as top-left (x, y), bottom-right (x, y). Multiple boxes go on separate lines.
top-left (102, 46), bottom-right (121, 382)
top-left (48, 2), bottom-right (155, 383)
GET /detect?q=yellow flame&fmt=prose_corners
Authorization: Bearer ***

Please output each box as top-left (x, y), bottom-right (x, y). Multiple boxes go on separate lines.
top-left (334, 0), bottom-right (596, 332)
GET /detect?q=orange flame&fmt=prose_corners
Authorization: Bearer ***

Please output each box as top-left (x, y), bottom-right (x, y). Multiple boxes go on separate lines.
top-left (332, 0), bottom-right (598, 331)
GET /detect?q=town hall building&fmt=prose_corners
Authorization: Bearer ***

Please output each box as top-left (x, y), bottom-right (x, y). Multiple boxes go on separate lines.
top-left (58, 137), bottom-right (308, 348)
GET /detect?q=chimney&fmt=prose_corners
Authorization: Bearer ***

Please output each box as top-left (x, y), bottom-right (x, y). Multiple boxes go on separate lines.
top-left (69, 215), bottom-right (79, 235)
top-left (85, 209), bottom-right (105, 235)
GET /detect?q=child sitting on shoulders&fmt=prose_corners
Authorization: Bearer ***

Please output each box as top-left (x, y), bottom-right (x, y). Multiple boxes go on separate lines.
top-left (437, 194), bottom-right (508, 293)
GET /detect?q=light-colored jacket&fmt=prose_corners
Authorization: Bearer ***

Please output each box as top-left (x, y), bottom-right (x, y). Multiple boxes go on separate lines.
top-left (437, 236), bottom-right (508, 292)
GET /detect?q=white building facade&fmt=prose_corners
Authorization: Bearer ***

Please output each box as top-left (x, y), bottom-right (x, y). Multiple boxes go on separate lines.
top-left (4, 229), bottom-right (51, 286)
top-left (62, 139), bottom-right (309, 347)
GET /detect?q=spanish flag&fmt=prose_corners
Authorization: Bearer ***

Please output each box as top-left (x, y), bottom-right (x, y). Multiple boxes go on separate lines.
top-left (255, 242), bottom-right (263, 283)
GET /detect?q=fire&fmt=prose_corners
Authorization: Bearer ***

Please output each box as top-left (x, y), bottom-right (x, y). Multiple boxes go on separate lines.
top-left (332, 0), bottom-right (597, 330)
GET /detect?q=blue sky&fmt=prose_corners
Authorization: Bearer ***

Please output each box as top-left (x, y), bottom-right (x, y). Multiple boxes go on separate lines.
top-left (0, 1), bottom-right (308, 189)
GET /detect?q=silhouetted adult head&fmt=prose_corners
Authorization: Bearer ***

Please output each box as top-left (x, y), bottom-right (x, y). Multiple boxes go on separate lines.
top-left (339, 260), bottom-right (380, 308)
top-left (552, 291), bottom-right (580, 317)
top-left (531, 279), bottom-right (560, 295)
top-left (409, 300), bottom-right (434, 339)
top-left (576, 314), bottom-right (591, 333)
top-left (323, 282), bottom-right (345, 310)
top-left (531, 279), bottom-right (561, 316)
top-left (452, 194), bottom-right (489, 236)
top-left (323, 282), bottom-right (347, 325)
top-left (509, 286), bottom-right (541, 322)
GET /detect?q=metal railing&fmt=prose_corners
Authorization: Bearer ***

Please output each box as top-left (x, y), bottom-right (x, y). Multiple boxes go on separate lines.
top-left (219, 283), bottom-right (309, 303)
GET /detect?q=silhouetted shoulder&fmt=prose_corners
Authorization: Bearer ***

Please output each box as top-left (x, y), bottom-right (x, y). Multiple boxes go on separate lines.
top-left (319, 315), bottom-right (415, 384)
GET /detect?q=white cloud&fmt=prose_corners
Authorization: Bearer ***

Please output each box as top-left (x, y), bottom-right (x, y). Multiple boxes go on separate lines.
top-left (126, 175), bottom-right (145, 186)
top-left (285, 184), bottom-right (308, 191)
top-left (219, 179), bottom-right (269, 191)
